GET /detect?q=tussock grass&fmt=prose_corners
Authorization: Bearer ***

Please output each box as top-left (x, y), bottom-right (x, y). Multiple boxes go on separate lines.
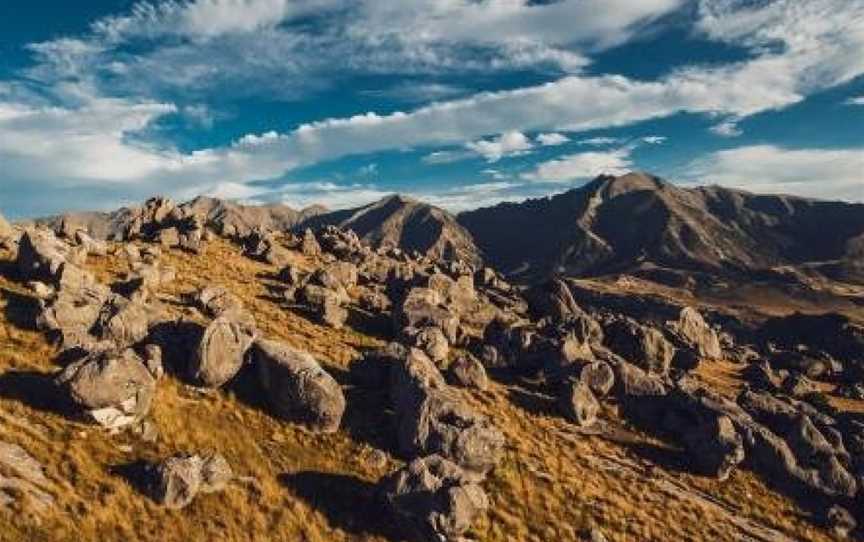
top-left (0, 241), bottom-right (849, 541)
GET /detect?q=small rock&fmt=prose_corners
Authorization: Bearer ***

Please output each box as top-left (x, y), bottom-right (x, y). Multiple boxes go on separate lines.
top-left (579, 361), bottom-right (615, 397)
top-left (826, 505), bottom-right (856, 539)
top-left (559, 381), bottom-right (599, 427)
top-left (447, 353), bottom-right (488, 390)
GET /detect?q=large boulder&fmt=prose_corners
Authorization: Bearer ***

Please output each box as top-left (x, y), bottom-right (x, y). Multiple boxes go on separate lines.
top-left (447, 353), bottom-right (488, 390)
top-left (297, 284), bottom-right (349, 329)
top-left (612, 359), bottom-right (668, 398)
top-left (395, 288), bottom-right (460, 344)
top-left (55, 349), bottom-right (156, 428)
top-left (389, 349), bottom-right (504, 474)
top-left (525, 277), bottom-right (584, 322)
top-left (123, 262), bottom-right (176, 295)
top-left (192, 286), bottom-right (257, 333)
top-left (680, 414), bottom-right (744, 481)
top-left (301, 228), bottom-right (321, 257)
top-left (16, 230), bottom-right (84, 285)
top-left (481, 317), bottom-right (535, 369)
top-left (92, 297), bottom-right (155, 348)
top-left (603, 319), bottom-right (675, 375)
top-left (189, 317), bottom-right (254, 387)
top-left (312, 261), bottom-right (358, 291)
top-left (406, 326), bottom-right (450, 365)
top-left (671, 307), bottom-right (722, 359)
top-left (579, 361), bottom-right (615, 397)
top-left (425, 273), bottom-right (477, 315)
top-left (251, 339), bottom-right (346, 432)
top-left (381, 454), bottom-right (488, 542)
top-left (36, 283), bottom-right (113, 349)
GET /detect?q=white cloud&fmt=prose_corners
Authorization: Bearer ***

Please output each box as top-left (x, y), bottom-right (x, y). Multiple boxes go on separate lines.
top-left (695, 0), bottom-right (864, 98)
top-left (684, 145), bottom-right (864, 201)
top-left (521, 148), bottom-right (633, 183)
top-left (93, 0), bottom-right (340, 41)
top-left (4, 0), bottom-right (864, 217)
top-left (641, 135), bottom-right (667, 144)
top-left (709, 119), bottom-right (742, 137)
top-left (481, 168), bottom-right (509, 180)
top-left (422, 149), bottom-right (474, 165)
top-left (361, 82), bottom-right (470, 103)
top-left (536, 132), bottom-right (570, 146)
top-left (274, 182), bottom-right (392, 210)
top-left (577, 136), bottom-right (621, 146)
top-left (416, 182), bottom-right (530, 212)
top-left (357, 163), bottom-right (378, 177)
top-left (465, 131), bottom-right (534, 162)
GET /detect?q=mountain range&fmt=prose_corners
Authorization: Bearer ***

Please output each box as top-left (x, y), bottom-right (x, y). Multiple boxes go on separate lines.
top-left (29, 172), bottom-right (864, 285)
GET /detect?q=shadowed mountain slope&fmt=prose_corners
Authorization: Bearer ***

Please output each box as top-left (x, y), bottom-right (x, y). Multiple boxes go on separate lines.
top-left (302, 194), bottom-right (482, 265)
top-left (458, 172), bottom-right (864, 283)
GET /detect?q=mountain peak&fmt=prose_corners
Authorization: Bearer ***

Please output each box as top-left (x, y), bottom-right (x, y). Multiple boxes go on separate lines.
top-left (586, 172), bottom-right (669, 198)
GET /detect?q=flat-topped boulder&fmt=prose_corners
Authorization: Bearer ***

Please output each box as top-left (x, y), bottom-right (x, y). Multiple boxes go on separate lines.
top-left (55, 348), bottom-right (156, 428)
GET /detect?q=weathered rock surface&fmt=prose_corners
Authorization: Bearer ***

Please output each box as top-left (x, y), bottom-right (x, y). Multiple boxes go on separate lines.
top-left (16, 230), bottom-right (85, 285)
top-left (148, 452), bottom-right (233, 509)
top-left (603, 318), bottom-right (675, 375)
top-left (190, 317), bottom-right (254, 388)
top-left (671, 307), bottom-right (722, 359)
top-left (0, 441), bottom-right (55, 514)
top-left (447, 353), bottom-right (488, 390)
top-left (251, 339), bottom-right (346, 432)
top-left (559, 380), bottom-right (600, 427)
top-left (381, 454), bottom-right (489, 542)
top-left (55, 349), bottom-right (156, 428)
top-left (389, 348), bottom-right (504, 474)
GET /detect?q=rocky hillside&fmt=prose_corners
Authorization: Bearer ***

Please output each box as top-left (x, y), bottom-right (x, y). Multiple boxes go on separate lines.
top-left (303, 195), bottom-right (482, 267)
top-left (35, 196), bottom-right (325, 243)
top-left (1, 201), bottom-right (864, 541)
top-left (458, 172), bottom-right (864, 284)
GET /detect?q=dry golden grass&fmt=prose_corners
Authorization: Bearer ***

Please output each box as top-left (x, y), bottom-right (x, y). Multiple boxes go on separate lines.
top-left (0, 239), bottom-right (852, 541)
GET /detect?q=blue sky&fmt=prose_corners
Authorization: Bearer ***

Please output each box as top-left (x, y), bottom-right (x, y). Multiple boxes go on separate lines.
top-left (0, 0), bottom-right (862, 219)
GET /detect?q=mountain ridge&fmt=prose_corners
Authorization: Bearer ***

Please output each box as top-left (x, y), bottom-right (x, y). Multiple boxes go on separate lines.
top-left (25, 171), bottom-right (864, 285)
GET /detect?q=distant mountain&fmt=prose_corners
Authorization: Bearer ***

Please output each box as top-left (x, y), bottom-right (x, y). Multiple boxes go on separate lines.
top-left (184, 196), bottom-right (324, 238)
top-left (301, 194), bottom-right (482, 265)
top-left (35, 197), bottom-right (325, 241)
top-left (458, 172), bottom-right (864, 283)
top-left (29, 173), bottom-right (864, 285)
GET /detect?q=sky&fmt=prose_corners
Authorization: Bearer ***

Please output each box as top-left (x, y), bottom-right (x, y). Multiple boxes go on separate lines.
top-left (0, 0), bottom-right (862, 219)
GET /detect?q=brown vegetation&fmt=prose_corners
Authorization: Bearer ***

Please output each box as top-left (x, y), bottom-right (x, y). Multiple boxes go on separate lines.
top-left (0, 239), bottom-right (857, 541)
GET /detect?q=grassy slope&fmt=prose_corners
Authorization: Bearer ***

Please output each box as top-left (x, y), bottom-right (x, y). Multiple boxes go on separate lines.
top-left (0, 239), bottom-right (848, 541)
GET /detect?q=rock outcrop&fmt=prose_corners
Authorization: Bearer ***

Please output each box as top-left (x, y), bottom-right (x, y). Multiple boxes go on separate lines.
top-left (250, 339), bottom-right (346, 432)
top-left (55, 349), bottom-right (156, 428)
top-left (381, 454), bottom-right (489, 542)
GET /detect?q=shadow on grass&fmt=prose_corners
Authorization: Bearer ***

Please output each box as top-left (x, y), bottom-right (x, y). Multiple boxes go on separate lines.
top-left (278, 471), bottom-right (404, 541)
top-left (110, 460), bottom-right (155, 501)
top-left (1, 287), bottom-right (41, 331)
top-left (346, 308), bottom-right (393, 342)
top-left (506, 387), bottom-right (559, 418)
top-left (615, 438), bottom-right (694, 475)
top-left (0, 369), bottom-right (75, 418)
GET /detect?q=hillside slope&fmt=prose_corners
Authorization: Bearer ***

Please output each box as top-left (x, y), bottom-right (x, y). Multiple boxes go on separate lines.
top-left (458, 172), bottom-right (864, 283)
top-left (302, 194), bottom-right (482, 266)
top-left (0, 230), bottom-right (849, 542)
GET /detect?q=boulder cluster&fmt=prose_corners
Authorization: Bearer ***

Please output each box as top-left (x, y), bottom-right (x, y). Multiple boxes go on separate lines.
top-left (3, 197), bottom-right (864, 539)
